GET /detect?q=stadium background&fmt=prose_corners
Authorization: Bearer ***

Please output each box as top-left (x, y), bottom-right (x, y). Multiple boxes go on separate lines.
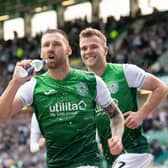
top-left (0, 0), bottom-right (168, 167)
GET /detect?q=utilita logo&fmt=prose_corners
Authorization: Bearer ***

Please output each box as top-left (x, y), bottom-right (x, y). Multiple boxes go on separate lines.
top-left (49, 100), bottom-right (87, 113)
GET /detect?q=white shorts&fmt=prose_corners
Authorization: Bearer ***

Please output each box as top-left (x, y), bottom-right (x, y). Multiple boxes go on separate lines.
top-left (112, 153), bottom-right (154, 168)
top-left (76, 166), bottom-right (98, 168)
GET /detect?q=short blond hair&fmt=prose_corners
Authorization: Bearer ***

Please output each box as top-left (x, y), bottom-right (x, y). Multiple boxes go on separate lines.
top-left (79, 27), bottom-right (107, 46)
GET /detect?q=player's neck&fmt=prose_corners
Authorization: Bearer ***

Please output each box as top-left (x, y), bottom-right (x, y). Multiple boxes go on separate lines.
top-left (48, 63), bottom-right (71, 80)
top-left (88, 63), bottom-right (106, 76)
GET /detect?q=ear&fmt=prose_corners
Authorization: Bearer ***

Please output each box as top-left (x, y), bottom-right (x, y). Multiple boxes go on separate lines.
top-left (104, 47), bottom-right (108, 55)
top-left (67, 47), bottom-right (72, 56)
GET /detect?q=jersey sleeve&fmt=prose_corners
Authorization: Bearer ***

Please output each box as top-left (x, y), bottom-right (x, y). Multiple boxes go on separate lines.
top-left (123, 64), bottom-right (148, 88)
top-left (16, 78), bottom-right (36, 106)
top-left (95, 75), bottom-right (113, 108)
top-left (30, 113), bottom-right (41, 153)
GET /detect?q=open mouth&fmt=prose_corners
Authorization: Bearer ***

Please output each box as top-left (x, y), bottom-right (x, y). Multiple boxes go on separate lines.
top-left (48, 56), bottom-right (54, 59)
top-left (48, 54), bottom-right (55, 60)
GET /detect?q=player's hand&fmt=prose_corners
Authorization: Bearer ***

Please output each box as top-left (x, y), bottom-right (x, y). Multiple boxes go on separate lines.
top-left (108, 136), bottom-right (123, 155)
top-left (13, 60), bottom-right (35, 84)
top-left (39, 137), bottom-right (46, 150)
top-left (124, 111), bottom-right (144, 129)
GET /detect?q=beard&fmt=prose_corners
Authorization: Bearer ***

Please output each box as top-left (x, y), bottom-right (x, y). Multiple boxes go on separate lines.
top-left (47, 62), bottom-right (58, 69)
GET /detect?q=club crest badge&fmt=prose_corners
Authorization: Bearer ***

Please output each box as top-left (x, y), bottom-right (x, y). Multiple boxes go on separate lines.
top-left (76, 82), bottom-right (88, 96)
top-left (107, 81), bottom-right (119, 94)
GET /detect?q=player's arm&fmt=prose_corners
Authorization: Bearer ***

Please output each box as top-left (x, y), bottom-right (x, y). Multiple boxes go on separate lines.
top-left (0, 60), bottom-right (34, 122)
top-left (0, 80), bottom-right (24, 122)
top-left (95, 75), bottom-right (124, 155)
top-left (30, 113), bottom-right (45, 153)
top-left (103, 101), bottom-right (124, 155)
top-left (124, 64), bottom-right (168, 129)
top-left (139, 73), bottom-right (167, 117)
top-left (103, 101), bottom-right (124, 139)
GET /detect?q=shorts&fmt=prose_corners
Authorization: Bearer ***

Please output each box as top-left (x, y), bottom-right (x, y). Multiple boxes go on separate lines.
top-left (112, 153), bottom-right (153, 168)
top-left (76, 166), bottom-right (98, 168)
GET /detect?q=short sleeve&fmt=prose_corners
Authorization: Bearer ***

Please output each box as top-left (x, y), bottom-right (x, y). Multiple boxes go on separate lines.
top-left (95, 75), bottom-right (113, 108)
top-left (16, 78), bottom-right (36, 106)
top-left (123, 64), bottom-right (148, 88)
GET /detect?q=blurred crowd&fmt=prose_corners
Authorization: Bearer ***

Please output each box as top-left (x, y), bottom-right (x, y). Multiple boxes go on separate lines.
top-left (0, 112), bottom-right (47, 168)
top-left (1, 12), bottom-right (168, 92)
top-left (143, 104), bottom-right (168, 167)
top-left (0, 11), bottom-right (168, 167)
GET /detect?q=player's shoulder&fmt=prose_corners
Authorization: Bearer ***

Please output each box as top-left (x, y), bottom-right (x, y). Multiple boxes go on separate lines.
top-left (73, 68), bottom-right (95, 78)
top-left (122, 64), bottom-right (147, 76)
top-left (33, 72), bottom-right (51, 84)
top-left (123, 63), bottom-right (142, 71)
